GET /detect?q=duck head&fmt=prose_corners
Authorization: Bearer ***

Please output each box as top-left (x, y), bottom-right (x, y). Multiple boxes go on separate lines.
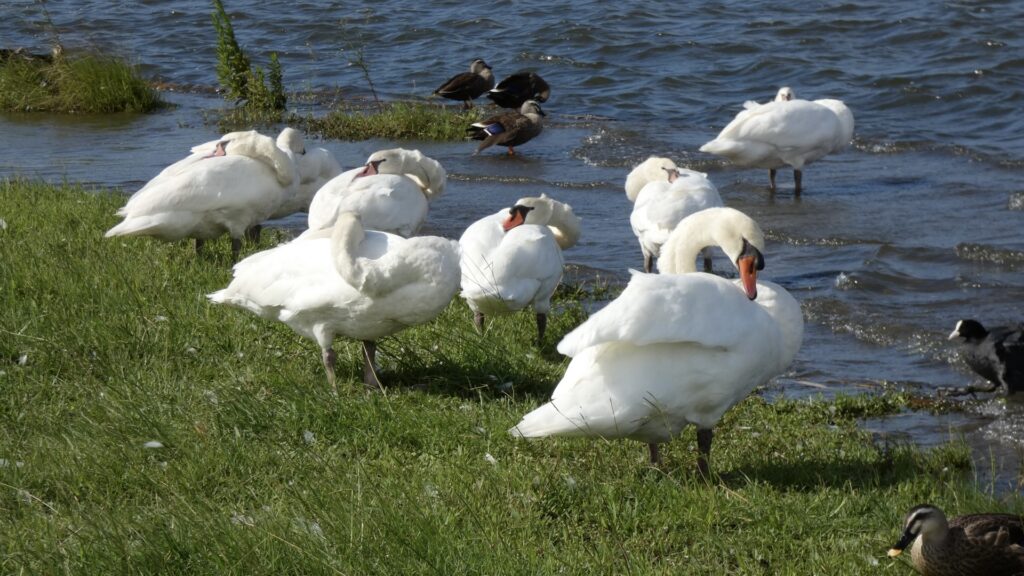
top-left (889, 504), bottom-right (948, 558)
top-left (948, 319), bottom-right (988, 342)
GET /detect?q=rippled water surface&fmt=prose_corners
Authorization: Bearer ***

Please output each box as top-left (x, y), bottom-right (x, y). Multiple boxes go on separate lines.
top-left (2, 1), bottom-right (1023, 489)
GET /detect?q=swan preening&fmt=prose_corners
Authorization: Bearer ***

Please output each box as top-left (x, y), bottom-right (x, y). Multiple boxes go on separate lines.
top-left (304, 148), bottom-right (446, 239)
top-left (105, 128), bottom-right (306, 261)
top-left (700, 87), bottom-right (854, 194)
top-left (209, 212), bottom-right (461, 392)
top-left (624, 156), bottom-right (724, 273)
top-left (459, 194), bottom-right (581, 343)
top-left (105, 128), bottom-right (341, 261)
top-left (468, 100), bottom-right (546, 156)
top-left (510, 207), bottom-right (803, 473)
top-left (434, 58), bottom-right (495, 109)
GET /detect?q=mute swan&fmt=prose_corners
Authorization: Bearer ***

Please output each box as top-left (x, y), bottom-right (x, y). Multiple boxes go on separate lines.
top-left (468, 100), bottom-right (545, 156)
top-left (209, 212), bottom-right (461, 392)
top-left (510, 207), bottom-right (803, 473)
top-left (304, 149), bottom-right (446, 238)
top-left (940, 319), bottom-right (1024, 396)
top-left (624, 156), bottom-right (724, 273)
top-left (434, 58), bottom-right (494, 109)
top-left (700, 87), bottom-right (854, 194)
top-left (105, 129), bottom-right (298, 261)
top-left (487, 71), bottom-right (550, 109)
top-left (459, 194), bottom-right (581, 343)
top-left (268, 142), bottom-right (343, 220)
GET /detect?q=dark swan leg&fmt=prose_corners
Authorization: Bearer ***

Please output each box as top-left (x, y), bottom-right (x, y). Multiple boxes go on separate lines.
top-left (362, 340), bottom-right (382, 392)
top-left (536, 312), bottom-right (547, 345)
top-left (648, 443), bottom-right (662, 466)
top-left (231, 237), bottom-right (242, 263)
top-left (697, 428), bottom-right (714, 477)
top-left (769, 168), bottom-right (777, 193)
top-left (322, 347), bottom-right (337, 395)
top-left (474, 312), bottom-right (485, 334)
top-left (794, 169), bottom-right (803, 195)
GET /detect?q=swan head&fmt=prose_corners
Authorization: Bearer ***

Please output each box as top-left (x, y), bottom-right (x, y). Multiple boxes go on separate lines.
top-left (276, 127), bottom-right (306, 155)
top-left (889, 505), bottom-right (948, 558)
top-left (520, 100), bottom-right (546, 117)
top-left (625, 156), bottom-right (678, 201)
top-left (502, 204), bottom-right (536, 231)
top-left (775, 87), bottom-right (795, 102)
top-left (358, 148), bottom-right (447, 198)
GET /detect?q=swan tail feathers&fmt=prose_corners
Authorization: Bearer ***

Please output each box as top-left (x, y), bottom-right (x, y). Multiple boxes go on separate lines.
top-left (508, 402), bottom-right (584, 438)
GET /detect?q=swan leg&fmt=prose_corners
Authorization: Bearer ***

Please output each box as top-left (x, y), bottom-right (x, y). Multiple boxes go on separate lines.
top-left (701, 248), bottom-right (713, 273)
top-left (769, 169), bottom-right (777, 192)
top-left (536, 312), bottom-right (547, 344)
top-left (362, 340), bottom-right (383, 392)
top-left (648, 443), bottom-right (662, 466)
top-left (230, 238), bottom-right (242, 263)
top-left (321, 347), bottom-right (337, 395)
top-left (474, 312), bottom-right (486, 334)
top-left (643, 253), bottom-right (654, 274)
top-left (696, 428), bottom-right (713, 477)
top-left (794, 170), bottom-right (803, 195)
top-left (194, 238), bottom-right (204, 256)
top-left (246, 224), bottom-right (262, 243)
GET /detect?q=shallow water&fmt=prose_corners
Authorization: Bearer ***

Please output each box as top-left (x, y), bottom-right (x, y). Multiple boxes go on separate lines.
top-left (2, 0), bottom-right (1023, 491)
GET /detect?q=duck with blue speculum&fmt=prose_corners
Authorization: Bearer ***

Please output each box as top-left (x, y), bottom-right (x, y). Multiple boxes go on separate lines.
top-left (467, 100), bottom-right (546, 156)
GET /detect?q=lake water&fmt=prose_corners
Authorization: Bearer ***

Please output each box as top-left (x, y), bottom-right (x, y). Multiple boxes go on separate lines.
top-left (2, 0), bottom-right (1023, 490)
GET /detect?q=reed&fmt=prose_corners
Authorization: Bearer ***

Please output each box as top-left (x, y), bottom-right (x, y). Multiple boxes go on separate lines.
top-left (1, 179), bottom-right (1018, 575)
top-left (0, 51), bottom-right (164, 113)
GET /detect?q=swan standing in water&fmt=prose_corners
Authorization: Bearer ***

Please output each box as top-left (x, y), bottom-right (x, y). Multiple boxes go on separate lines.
top-left (304, 149), bottom-right (445, 238)
top-left (459, 194), bottom-right (581, 343)
top-left (700, 87), bottom-right (854, 194)
top-left (105, 129), bottom-right (301, 261)
top-left (510, 207), bottom-right (803, 473)
top-left (209, 212), bottom-right (461, 392)
top-left (624, 156), bottom-right (723, 273)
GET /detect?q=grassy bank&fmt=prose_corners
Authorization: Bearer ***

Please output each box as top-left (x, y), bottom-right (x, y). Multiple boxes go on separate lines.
top-left (1, 180), bottom-right (1020, 574)
top-left (303, 101), bottom-right (483, 141)
top-left (0, 51), bottom-right (164, 113)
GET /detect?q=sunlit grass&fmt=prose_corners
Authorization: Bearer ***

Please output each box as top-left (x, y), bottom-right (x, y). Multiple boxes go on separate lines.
top-left (1, 179), bottom-right (1020, 574)
top-left (0, 52), bottom-right (164, 113)
top-left (303, 101), bottom-right (483, 141)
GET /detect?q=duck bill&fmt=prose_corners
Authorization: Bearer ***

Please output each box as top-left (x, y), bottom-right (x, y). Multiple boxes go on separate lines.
top-left (738, 256), bottom-right (758, 300)
top-left (502, 211), bottom-right (525, 231)
top-left (888, 530), bottom-right (916, 557)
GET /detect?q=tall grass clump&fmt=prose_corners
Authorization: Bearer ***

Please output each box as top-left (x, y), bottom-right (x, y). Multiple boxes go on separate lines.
top-left (0, 51), bottom-right (163, 113)
top-left (304, 101), bottom-right (482, 141)
top-left (2, 179), bottom-right (1023, 574)
top-left (212, 0), bottom-right (286, 113)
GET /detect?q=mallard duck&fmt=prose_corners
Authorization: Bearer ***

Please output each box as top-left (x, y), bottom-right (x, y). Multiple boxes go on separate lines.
top-left (433, 58), bottom-right (494, 109)
top-left (467, 100), bottom-right (545, 156)
top-left (889, 504), bottom-right (1024, 576)
top-left (699, 87), bottom-right (854, 194)
top-left (939, 320), bottom-right (1024, 396)
top-left (487, 71), bottom-right (550, 109)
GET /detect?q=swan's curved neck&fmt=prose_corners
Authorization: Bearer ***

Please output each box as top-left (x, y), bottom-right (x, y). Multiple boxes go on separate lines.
top-left (659, 221), bottom-right (717, 274)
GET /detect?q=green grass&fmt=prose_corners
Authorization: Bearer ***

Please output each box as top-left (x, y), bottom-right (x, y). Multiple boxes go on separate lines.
top-left (0, 52), bottom-right (164, 113)
top-left (302, 101), bottom-right (483, 141)
top-left (1, 179), bottom-right (1022, 574)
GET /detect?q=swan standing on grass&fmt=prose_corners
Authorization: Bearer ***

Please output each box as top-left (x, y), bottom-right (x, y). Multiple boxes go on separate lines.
top-left (105, 129), bottom-right (301, 261)
top-left (209, 212), bottom-right (461, 392)
top-left (509, 207), bottom-right (803, 474)
top-left (624, 156), bottom-right (724, 273)
top-left (699, 87), bottom-right (854, 194)
top-left (459, 194), bottom-right (581, 344)
top-left (304, 149), bottom-right (446, 238)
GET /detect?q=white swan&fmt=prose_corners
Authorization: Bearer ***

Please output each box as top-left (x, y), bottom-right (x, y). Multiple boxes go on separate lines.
top-left (268, 140), bottom-right (343, 220)
top-left (304, 148), bottom-right (446, 238)
top-left (624, 156), bottom-right (724, 272)
top-left (509, 207), bottom-right (803, 473)
top-left (209, 212), bottom-right (461, 391)
top-left (459, 194), bottom-right (581, 343)
top-left (700, 87), bottom-right (854, 194)
top-left (105, 129), bottom-right (299, 260)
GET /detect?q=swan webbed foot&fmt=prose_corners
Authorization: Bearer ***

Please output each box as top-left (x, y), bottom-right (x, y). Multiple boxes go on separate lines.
top-left (473, 312), bottom-right (486, 334)
top-left (697, 428), bottom-right (714, 478)
top-left (362, 340), bottom-right (383, 392)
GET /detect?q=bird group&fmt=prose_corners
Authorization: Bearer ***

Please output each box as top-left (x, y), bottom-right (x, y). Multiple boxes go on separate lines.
top-left (102, 77), bottom-right (1021, 575)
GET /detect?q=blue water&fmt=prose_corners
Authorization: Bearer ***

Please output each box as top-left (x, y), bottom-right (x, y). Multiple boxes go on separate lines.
top-left (2, 0), bottom-right (1024, 489)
